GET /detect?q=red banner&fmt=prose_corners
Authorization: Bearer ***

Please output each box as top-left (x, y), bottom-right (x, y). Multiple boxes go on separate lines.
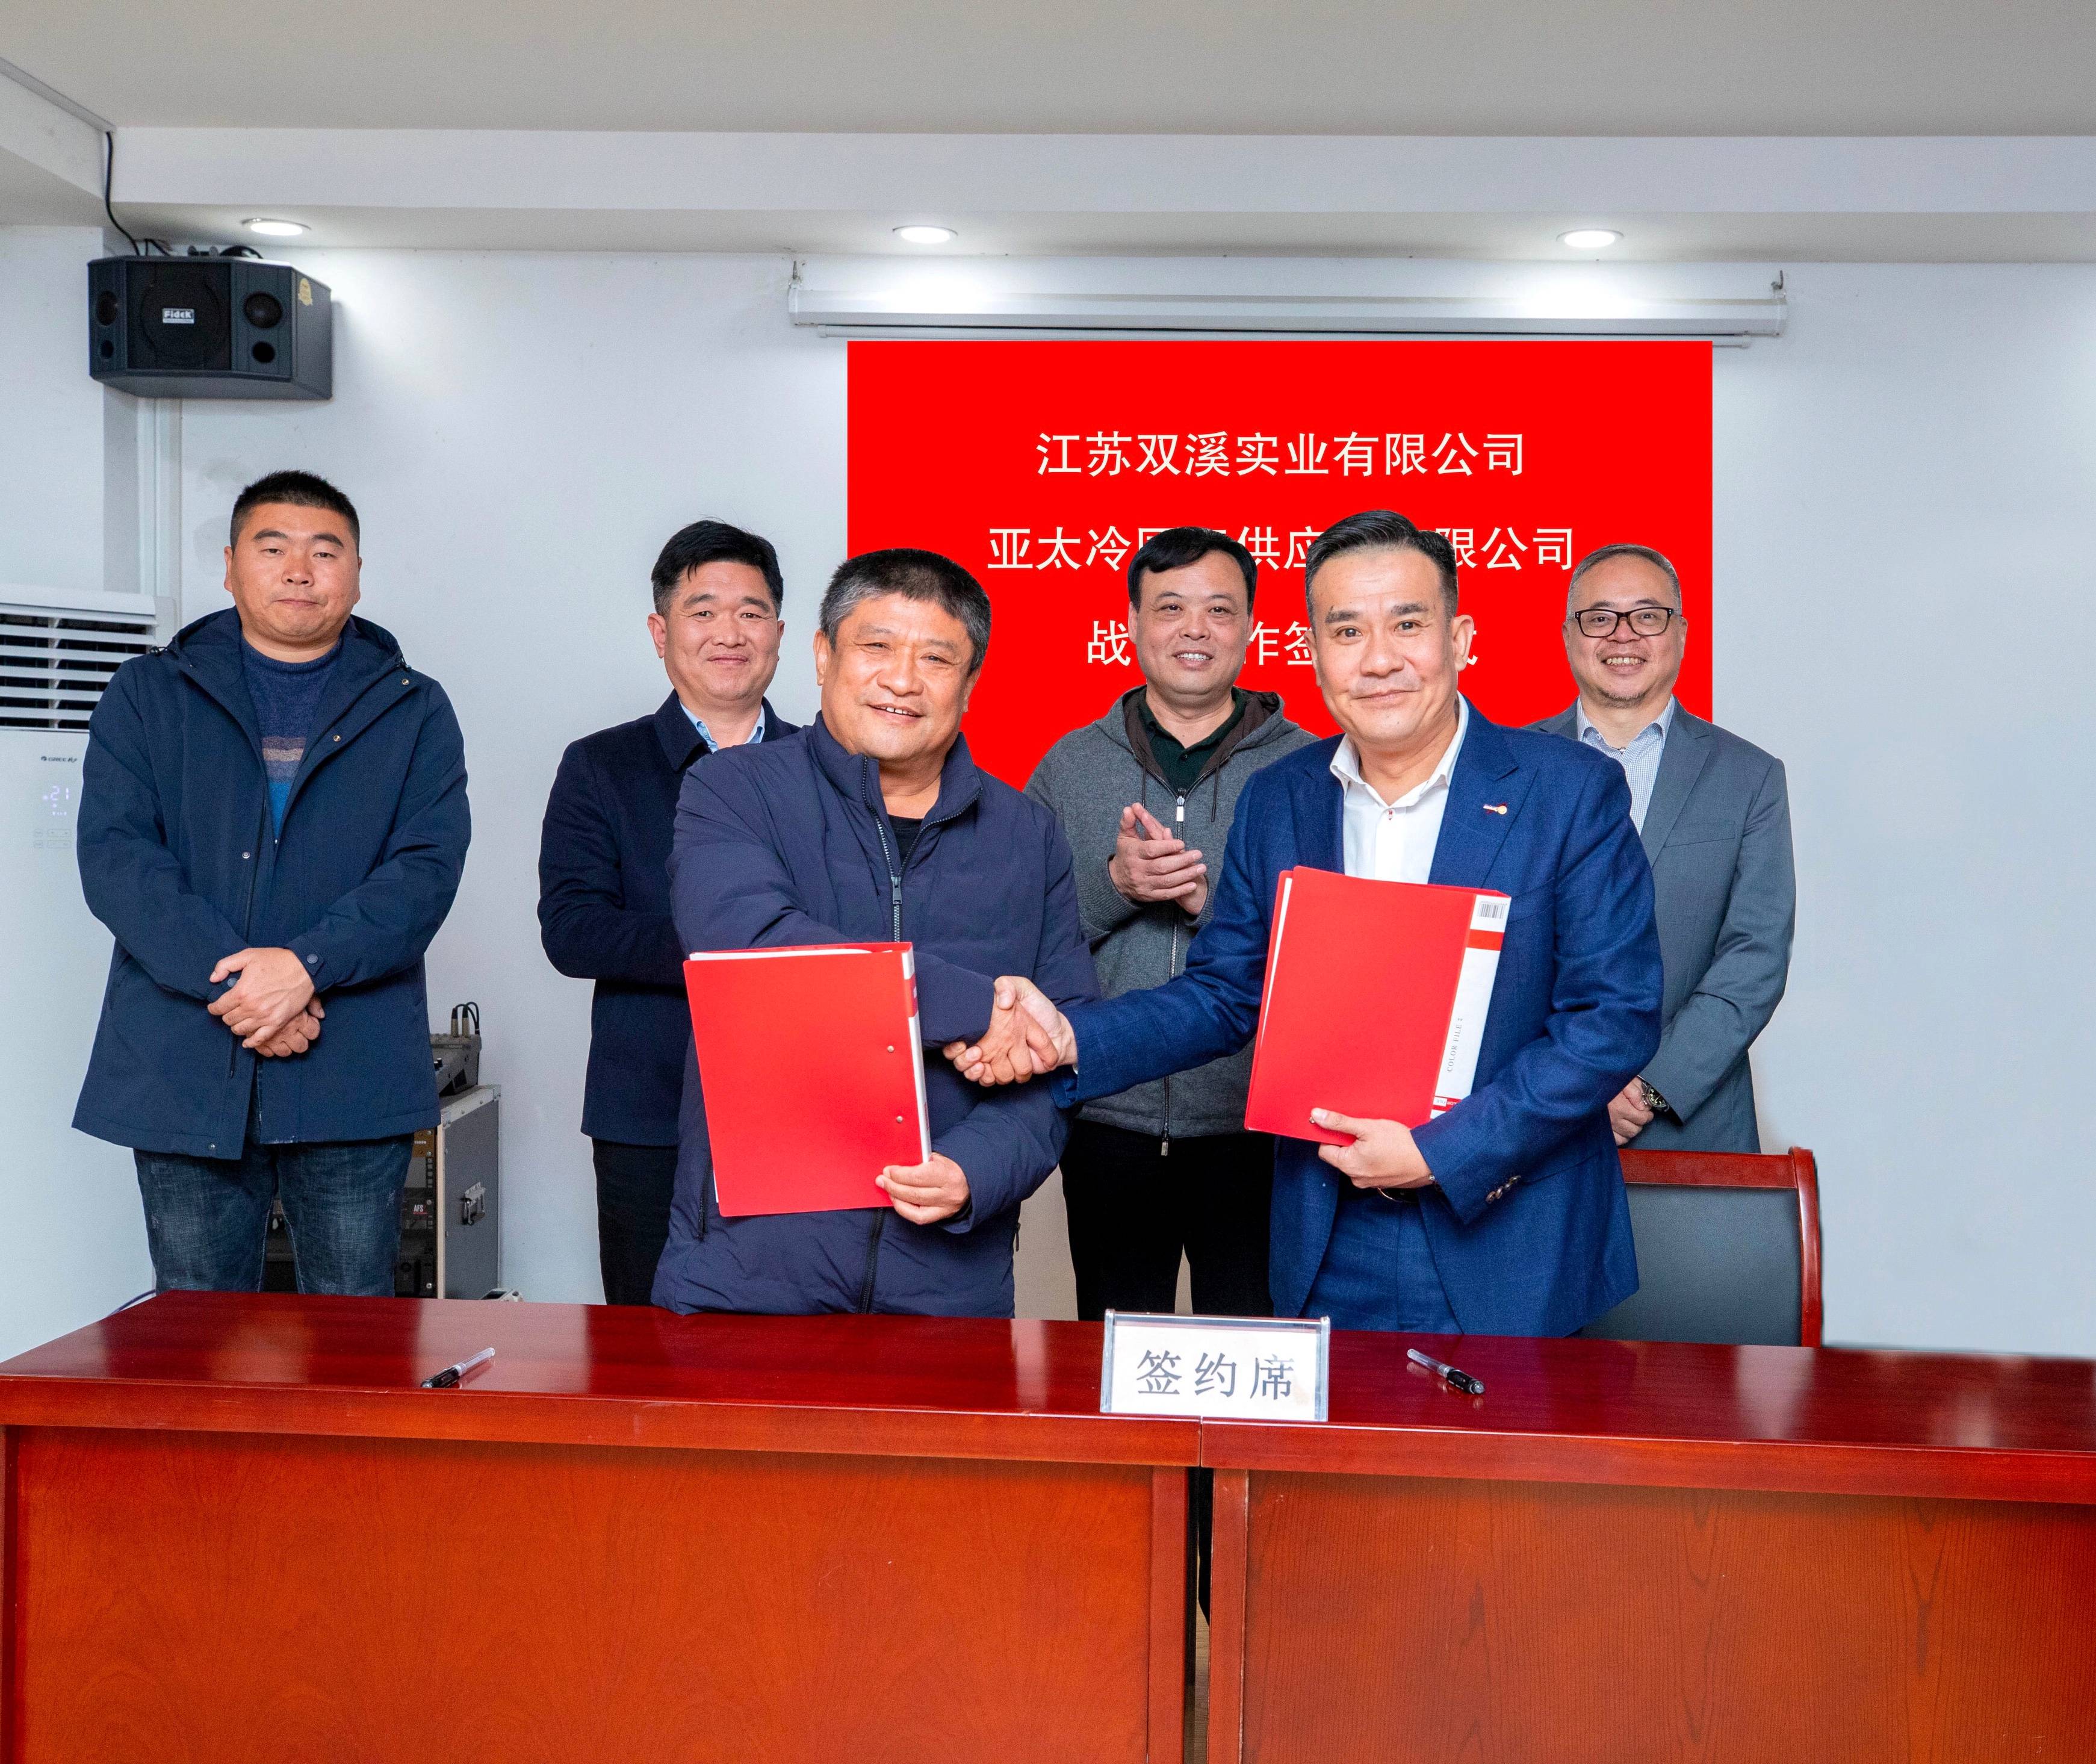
top-left (847, 339), bottom-right (1711, 786)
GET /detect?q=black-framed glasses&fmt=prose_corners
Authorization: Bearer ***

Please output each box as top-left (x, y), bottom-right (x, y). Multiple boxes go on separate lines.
top-left (1570, 606), bottom-right (1682, 639)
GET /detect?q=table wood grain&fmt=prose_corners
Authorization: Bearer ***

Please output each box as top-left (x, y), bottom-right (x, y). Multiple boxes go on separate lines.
top-left (0, 1294), bottom-right (1192, 1764)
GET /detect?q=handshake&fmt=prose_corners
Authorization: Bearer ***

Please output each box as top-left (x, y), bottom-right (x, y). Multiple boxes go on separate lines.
top-left (941, 977), bottom-right (1077, 1086)
top-left (937, 974), bottom-right (1433, 1193)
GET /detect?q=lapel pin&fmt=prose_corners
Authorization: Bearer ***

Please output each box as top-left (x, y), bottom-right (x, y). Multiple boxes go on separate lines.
top-left (1483, 803), bottom-right (1508, 815)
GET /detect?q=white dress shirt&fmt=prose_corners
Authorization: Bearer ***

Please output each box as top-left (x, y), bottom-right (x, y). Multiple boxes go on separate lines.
top-left (1330, 698), bottom-right (1469, 883)
top-left (1575, 696), bottom-right (1675, 831)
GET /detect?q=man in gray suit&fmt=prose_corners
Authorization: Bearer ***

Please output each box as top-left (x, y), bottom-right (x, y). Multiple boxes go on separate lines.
top-left (1535, 544), bottom-right (1794, 1152)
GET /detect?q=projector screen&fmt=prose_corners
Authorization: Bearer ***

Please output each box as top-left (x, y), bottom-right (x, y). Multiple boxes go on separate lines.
top-left (848, 339), bottom-right (1711, 786)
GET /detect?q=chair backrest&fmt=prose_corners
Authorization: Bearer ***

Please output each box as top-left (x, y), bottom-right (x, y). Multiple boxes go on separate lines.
top-left (1580, 1147), bottom-right (1822, 1347)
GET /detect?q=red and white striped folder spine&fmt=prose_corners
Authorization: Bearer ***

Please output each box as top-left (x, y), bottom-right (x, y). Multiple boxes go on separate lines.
top-left (1430, 893), bottom-right (1509, 1117)
top-left (901, 949), bottom-right (930, 1163)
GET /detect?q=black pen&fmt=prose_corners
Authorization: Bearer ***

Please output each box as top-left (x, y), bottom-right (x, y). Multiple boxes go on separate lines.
top-left (1407, 1347), bottom-right (1484, 1397)
top-left (421, 1346), bottom-right (495, 1390)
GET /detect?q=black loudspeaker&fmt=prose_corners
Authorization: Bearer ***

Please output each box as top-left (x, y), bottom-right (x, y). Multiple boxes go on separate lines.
top-left (88, 256), bottom-right (332, 399)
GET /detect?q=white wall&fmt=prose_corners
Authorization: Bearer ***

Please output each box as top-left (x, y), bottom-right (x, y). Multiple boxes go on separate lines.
top-left (0, 228), bottom-right (156, 1361)
top-left (10, 237), bottom-right (2093, 1352)
top-left (0, 226), bottom-right (140, 599)
top-left (1714, 265), bottom-right (2096, 1353)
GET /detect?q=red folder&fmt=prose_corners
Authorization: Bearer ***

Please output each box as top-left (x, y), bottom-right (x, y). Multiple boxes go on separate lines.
top-left (1244, 868), bottom-right (1509, 1144)
top-left (683, 942), bottom-right (931, 1217)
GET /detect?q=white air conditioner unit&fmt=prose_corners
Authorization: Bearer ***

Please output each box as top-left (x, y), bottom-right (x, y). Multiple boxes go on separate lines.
top-left (0, 585), bottom-right (159, 1358)
top-left (789, 257), bottom-right (1788, 344)
top-left (0, 588), bottom-right (161, 733)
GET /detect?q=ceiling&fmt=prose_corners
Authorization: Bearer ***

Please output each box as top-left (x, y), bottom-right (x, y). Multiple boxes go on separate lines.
top-left (9, 0), bottom-right (2096, 136)
top-left (4, 3), bottom-right (2094, 261)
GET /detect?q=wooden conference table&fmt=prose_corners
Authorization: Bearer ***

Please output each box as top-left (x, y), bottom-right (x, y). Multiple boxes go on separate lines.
top-left (0, 1295), bottom-right (1194, 1764)
top-left (2, 1298), bottom-right (2093, 1763)
top-left (1202, 1330), bottom-right (2096, 1764)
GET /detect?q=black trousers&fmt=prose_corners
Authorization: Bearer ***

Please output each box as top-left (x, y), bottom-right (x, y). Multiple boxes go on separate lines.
top-left (591, 1139), bottom-right (679, 1306)
top-left (1059, 1119), bottom-right (1275, 1321)
top-left (1062, 1120), bottom-right (1273, 1626)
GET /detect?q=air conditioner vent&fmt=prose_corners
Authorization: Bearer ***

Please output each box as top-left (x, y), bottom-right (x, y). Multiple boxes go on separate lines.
top-left (0, 607), bottom-right (159, 731)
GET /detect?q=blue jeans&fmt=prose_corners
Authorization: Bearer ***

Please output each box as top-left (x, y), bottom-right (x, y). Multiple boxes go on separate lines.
top-left (1304, 1190), bottom-right (1462, 1333)
top-left (135, 1137), bottom-right (412, 1296)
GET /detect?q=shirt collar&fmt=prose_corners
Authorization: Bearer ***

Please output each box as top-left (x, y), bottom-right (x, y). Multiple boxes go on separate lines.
top-left (1137, 688), bottom-right (1246, 753)
top-left (1576, 694), bottom-right (1676, 752)
top-left (686, 701), bottom-right (767, 753)
top-left (1329, 695), bottom-right (1469, 810)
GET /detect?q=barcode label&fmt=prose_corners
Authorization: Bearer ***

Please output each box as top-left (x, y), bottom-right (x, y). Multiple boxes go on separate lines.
top-left (1471, 895), bottom-right (1510, 930)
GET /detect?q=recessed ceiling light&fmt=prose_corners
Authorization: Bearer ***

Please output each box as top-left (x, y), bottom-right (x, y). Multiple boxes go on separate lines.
top-left (893, 225), bottom-right (957, 245)
top-left (243, 219), bottom-right (308, 238)
top-left (1558, 228), bottom-right (1622, 250)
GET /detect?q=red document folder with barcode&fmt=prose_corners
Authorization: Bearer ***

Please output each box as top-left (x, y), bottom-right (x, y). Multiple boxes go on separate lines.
top-left (1244, 868), bottom-right (1510, 1145)
top-left (683, 942), bottom-right (931, 1216)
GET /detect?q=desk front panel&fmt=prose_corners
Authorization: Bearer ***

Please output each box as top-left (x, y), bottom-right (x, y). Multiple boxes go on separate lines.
top-left (1211, 1468), bottom-right (2096, 1764)
top-left (4, 1423), bottom-right (1182, 1764)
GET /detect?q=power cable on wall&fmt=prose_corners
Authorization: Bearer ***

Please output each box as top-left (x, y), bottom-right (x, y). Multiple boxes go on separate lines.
top-left (102, 132), bottom-right (173, 255)
top-left (102, 132), bottom-right (140, 254)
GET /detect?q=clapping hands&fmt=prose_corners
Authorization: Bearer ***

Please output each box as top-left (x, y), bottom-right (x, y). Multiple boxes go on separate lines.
top-left (943, 976), bottom-right (1076, 1086)
top-left (1109, 803), bottom-right (1208, 918)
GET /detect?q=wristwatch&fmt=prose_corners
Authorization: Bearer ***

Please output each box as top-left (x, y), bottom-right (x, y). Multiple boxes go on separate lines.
top-left (1638, 1079), bottom-right (1670, 1116)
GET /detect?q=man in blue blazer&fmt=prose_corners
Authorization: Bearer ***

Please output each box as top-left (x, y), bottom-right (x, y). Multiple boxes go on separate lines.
top-left (953, 511), bottom-right (1662, 1337)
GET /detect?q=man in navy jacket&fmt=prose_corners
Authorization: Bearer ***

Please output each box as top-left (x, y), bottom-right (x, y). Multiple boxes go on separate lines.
top-left (956, 512), bottom-right (1661, 1338)
top-left (74, 471), bottom-right (470, 1296)
top-left (651, 549), bottom-right (1097, 1318)
top-left (539, 520), bottom-right (797, 1303)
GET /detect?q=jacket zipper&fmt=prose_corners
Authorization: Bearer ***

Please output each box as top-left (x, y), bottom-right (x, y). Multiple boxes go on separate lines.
top-left (857, 801), bottom-right (907, 1311)
top-left (225, 796), bottom-right (271, 1079)
top-left (1158, 791), bottom-right (1188, 1158)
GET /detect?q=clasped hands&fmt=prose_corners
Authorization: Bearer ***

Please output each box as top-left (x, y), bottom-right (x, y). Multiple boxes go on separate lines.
top-left (206, 946), bottom-right (324, 1058)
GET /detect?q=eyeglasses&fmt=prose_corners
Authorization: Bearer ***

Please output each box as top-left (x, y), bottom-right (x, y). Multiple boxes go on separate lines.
top-left (1569, 606), bottom-right (1682, 639)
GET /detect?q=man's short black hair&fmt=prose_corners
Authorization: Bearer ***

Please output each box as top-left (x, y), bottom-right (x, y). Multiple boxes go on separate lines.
top-left (229, 470), bottom-right (360, 551)
top-left (1303, 510), bottom-right (1459, 620)
top-left (819, 548), bottom-right (991, 674)
top-left (651, 520), bottom-right (784, 615)
top-left (1127, 526), bottom-right (1257, 612)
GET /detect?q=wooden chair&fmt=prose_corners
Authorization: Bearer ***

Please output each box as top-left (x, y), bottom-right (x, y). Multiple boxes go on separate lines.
top-left (1580, 1146), bottom-right (1822, 1347)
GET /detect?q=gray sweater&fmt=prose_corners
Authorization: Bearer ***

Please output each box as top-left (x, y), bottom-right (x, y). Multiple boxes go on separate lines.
top-left (1025, 689), bottom-right (1316, 1140)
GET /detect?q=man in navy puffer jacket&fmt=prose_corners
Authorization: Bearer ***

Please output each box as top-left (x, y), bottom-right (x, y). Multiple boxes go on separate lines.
top-left (652, 548), bottom-right (1096, 1318)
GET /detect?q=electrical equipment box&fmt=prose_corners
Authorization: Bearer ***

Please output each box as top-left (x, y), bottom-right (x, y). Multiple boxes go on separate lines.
top-left (264, 1084), bottom-right (501, 1298)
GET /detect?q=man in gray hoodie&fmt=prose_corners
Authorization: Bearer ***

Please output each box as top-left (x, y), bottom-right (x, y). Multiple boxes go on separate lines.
top-left (1026, 527), bottom-right (1315, 1318)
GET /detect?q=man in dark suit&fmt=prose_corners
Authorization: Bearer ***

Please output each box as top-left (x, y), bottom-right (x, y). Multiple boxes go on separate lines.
top-left (952, 511), bottom-right (1661, 1338)
top-left (1533, 544), bottom-right (1794, 1153)
top-left (538, 520), bottom-right (797, 1303)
